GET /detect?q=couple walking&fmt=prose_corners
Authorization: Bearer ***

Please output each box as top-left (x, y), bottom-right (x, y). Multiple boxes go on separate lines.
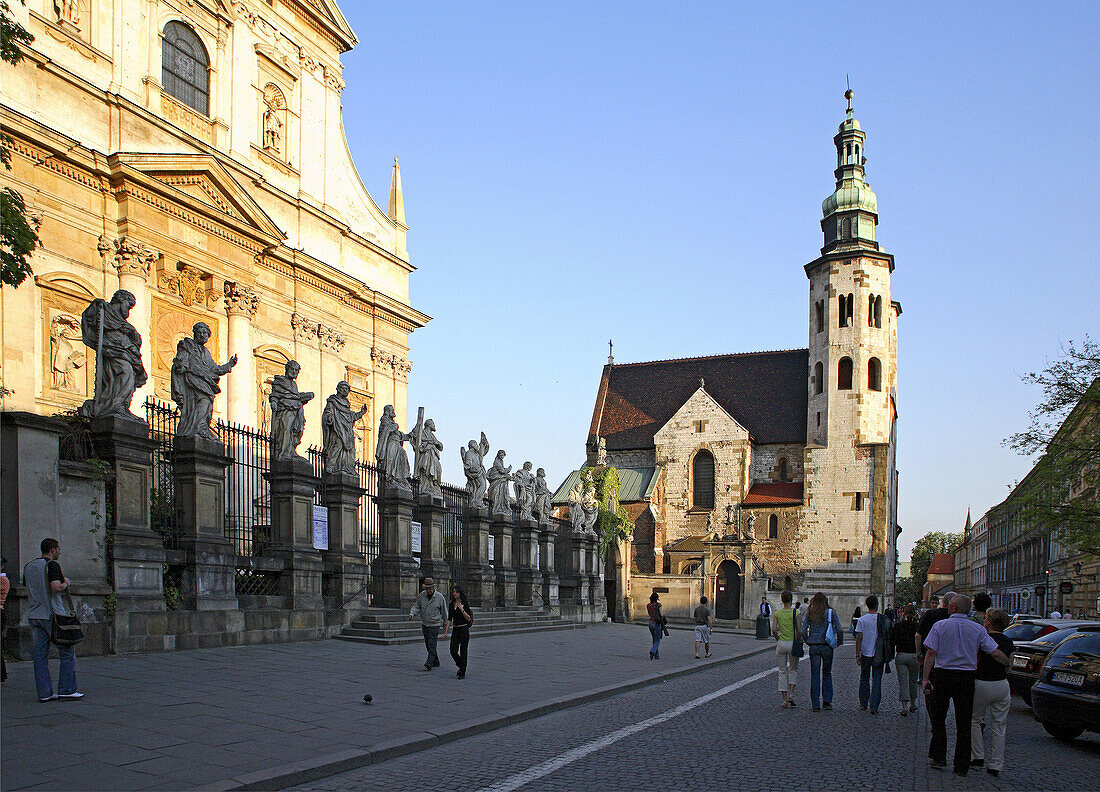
top-left (772, 590), bottom-right (845, 711)
top-left (410, 578), bottom-right (474, 679)
top-left (645, 592), bottom-right (713, 659)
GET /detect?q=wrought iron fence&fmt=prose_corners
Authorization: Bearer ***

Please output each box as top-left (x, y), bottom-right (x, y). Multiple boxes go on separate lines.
top-left (442, 482), bottom-right (468, 589)
top-left (307, 446), bottom-right (325, 503)
top-left (146, 398), bottom-right (184, 550)
top-left (358, 459), bottom-right (380, 570)
top-left (218, 419), bottom-right (272, 557)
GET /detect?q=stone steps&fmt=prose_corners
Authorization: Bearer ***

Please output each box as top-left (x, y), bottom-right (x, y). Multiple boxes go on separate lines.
top-left (334, 606), bottom-right (580, 645)
top-left (334, 622), bottom-right (584, 646)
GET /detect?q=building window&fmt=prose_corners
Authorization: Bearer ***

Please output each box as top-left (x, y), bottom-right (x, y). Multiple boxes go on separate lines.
top-left (162, 22), bottom-right (210, 116)
top-left (868, 357), bottom-right (882, 391)
top-left (837, 357), bottom-right (853, 390)
top-left (681, 561), bottom-right (701, 576)
top-left (855, 492), bottom-right (863, 510)
top-left (769, 514), bottom-right (779, 539)
top-left (842, 218), bottom-right (851, 239)
top-left (777, 457), bottom-right (789, 482)
top-left (813, 361), bottom-right (824, 395)
top-left (692, 449), bottom-right (715, 510)
top-left (873, 295), bottom-right (882, 328)
top-left (838, 294), bottom-right (853, 327)
top-left (815, 300), bottom-right (825, 333)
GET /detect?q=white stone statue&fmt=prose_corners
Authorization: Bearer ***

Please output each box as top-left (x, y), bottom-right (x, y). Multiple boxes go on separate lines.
top-left (567, 479), bottom-right (586, 535)
top-left (263, 105), bottom-right (283, 153)
top-left (461, 433), bottom-right (490, 507)
top-left (487, 449), bottom-right (513, 518)
top-left (412, 409), bottom-right (443, 499)
top-left (513, 461), bottom-right (535, 521)
top-left (79, 290), bottom-right (148, 421)
top-left (321, 381), bottom-right (367, 475)
top-left (375, 404), bottom-right (413, 495)
top-left (269, 360), bottom-right (313, 462)
top-left (582, 482), bottom-right (600, 537)
top-left (533, 467), bottom-right (552, 520)
top-left (50, 314), bottom-right (85, 391)
top-left (171, 322), bottom-right (237, 442)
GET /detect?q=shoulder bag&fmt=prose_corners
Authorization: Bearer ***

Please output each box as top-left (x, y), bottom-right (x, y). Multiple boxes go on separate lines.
top-left (824, 608), bottom-right (838, 648)
top-left (790, 609), bottom-right (805, 658)
top-left (46, 565), bottom-right (84, 647)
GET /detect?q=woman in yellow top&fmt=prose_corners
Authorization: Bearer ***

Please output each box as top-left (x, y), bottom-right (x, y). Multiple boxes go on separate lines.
top-left (772, 590), bottom-right (800, 707)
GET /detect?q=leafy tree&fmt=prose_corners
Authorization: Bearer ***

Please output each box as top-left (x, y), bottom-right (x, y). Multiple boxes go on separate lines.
top-left (1, 0), bottom-right (40, 288)
top-left (910, 531), bottom-right (963, 594)
top-left (1006, 338), bottom-right (1100, 554)
top-left (894, 576), bottom-right (921, 606)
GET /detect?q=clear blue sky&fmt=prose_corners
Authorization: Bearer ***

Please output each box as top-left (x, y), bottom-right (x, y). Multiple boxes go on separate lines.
top-left (338, 2), bottom-right (1099, 562)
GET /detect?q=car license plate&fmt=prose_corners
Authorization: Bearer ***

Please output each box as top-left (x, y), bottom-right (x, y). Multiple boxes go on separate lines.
top-left (1012, 655), bottom-right (1029, 668)
top-left (1053, 671), bottom-right (1085, 687)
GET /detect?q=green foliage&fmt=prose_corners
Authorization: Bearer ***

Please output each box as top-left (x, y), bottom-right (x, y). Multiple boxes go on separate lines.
top-left (1, 2), bottom-right (39, 288)
top-left (894, 576), bottom-right (921, 606)
top-left (103, 592), bottom-right (116, 618)
top-left (910, 531), bottom-right (963, 593)
top-left (162, 564), bottom-right (182, 610)
top-left (581, 466), bottom-right (635, 558)
top-left (1006, 338), bottom-right (1100, 554)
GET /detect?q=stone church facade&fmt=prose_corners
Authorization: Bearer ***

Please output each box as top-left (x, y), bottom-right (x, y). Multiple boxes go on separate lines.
top-left (0, 0), bottom-right (428, 449)
top-left (562, 93), bottom-right (899, 622)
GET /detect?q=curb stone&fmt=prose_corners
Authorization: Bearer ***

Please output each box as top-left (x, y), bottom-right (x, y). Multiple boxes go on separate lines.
top-left (201, 643), bottom-right (774, 792)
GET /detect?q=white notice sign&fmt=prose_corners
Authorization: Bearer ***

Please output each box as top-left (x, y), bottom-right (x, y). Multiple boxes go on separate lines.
top-left (488, 534), bottom-right (495, 563)
top-left (312, 505), bottom-right (328, 550)
top-left (411, 521), bottom-right (422, 555)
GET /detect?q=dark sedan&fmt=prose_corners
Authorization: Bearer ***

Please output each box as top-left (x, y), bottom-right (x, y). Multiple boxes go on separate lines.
top-left (1030, 626), bottom-right (1100, 742)
top-left (1007, 626), bottom-right (1093, 705)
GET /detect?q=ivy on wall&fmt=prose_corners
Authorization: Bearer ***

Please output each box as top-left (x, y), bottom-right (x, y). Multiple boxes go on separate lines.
top-left (581, 465), bottom-right (635, 559)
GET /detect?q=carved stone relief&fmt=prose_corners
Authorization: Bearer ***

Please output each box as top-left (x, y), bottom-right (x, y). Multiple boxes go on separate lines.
top-left (290, 312), bottom-right (345, 353)
top-left (100, 235), bottom-right (161, 280)
top-left (223, 281), bottom-right (259, 318)
top-left (158, 261), bottom-right (213, 308)
top-left (49, 314), bottom-right (86, 391)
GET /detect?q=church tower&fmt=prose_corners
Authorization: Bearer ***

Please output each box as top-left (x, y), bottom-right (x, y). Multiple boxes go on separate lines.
top-left (802, 90), bottom-right (899, 604)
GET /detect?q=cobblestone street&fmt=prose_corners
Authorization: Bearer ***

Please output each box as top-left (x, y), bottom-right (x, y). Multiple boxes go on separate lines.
top-left (291, 643), bottom-right (1100, 792)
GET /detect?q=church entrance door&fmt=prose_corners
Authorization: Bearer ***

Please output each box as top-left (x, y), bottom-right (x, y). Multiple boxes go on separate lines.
top-left (715, 560), bottom-right (741, 620)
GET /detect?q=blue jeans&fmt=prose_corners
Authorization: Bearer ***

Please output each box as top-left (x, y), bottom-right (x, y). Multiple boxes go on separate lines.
top-left (649, 621), bottom-right (662, 658)
top-left (30, 618), bottom-right (76, 699)
top-left (808, 644), bottom-right (834, 708)
top-left (422, 625), bottom-right (441, 667)
top-left (859, 656), bottom-right (884, 710)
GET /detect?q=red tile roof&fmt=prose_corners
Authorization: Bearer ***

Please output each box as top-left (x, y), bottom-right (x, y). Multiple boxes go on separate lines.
top-left (742, 481), bottom-right (804, 506)
top-left (588, 350), bottom-right (809, 451)
top-left (927, 553), bottom-right (955, 575)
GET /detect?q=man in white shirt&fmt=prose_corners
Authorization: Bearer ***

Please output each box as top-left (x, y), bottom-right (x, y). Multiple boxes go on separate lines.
top-left (855, 595), bottom-right (887, 713)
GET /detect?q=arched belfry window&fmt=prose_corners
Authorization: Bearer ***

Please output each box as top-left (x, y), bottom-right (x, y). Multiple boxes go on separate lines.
top-left (838, 357), bottom-right (853, 390)
top-left (814, 362), bottom-right (824, 395)
top-left (815, 299), bottom-right (825, 333)
top-left (769, 514), bottom-right (779, 539)
top-left (162, 21), bottom-right (210, 115)
top-left (777, 457), bottom-right (789, 482)
top-left (873, 296), bottom-right (883, 328)
top-left (868, 357), bottom-right (882, 391)
top-left (692, 449), bottom-right (715, 510)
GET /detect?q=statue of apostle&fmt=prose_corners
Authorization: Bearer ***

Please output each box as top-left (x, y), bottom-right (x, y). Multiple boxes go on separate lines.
top-left (413, 415), bottom-right (444, 499)
top-left (567, 479), bottom-right (586, 535)
top-left (582, 482), bottom-right (600, 537)
top-left (461, 433), bottom-right (490, 507)
top-left (269, 360), bottom-right (313, 461)
top-left (375, 405), bottom-right (413, 495)
top-left (533, 467), bottom-right (552, 520)
top-left (321, 381), bottom-right (367, 475)
top-left (79, 290), bottom-right (147, 421)
top-left (170, 322), bottom-right (237, 441)
top-left (487, 450), bottom-right (513, 518)
top-left (513, 461), bottom-right (536, 521)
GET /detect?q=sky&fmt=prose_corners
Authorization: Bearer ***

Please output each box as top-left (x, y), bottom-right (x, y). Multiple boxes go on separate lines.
top-left (336, 2), bottom-right (1099, 562)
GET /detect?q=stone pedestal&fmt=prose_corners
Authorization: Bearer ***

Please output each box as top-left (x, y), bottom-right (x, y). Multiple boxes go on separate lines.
top-left (374, 488), bottom-right (419, 609)
top-left (587, 537), bottom-right (603, 612)
top-left (417, 494), bottom-right (450, 595)
top-left (323, 471), bottom-right (369, 605)
top-left (514, 517), bottom-right (540, 606)
top-left (537, 518), bottom-right (560, 607)
top-left (268, 457), bottom-right (324, 610)
top-left (463, 506), bottom-right (495, 608)
top-left (570, 532), bottom-right (590, 605)
top-left (490, 517), bottom-right (517, 607)
top-left (173, 435), bottom-right (237, 611)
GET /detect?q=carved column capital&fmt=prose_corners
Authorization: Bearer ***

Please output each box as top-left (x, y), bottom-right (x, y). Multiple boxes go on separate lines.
top-left (224, 281), bottom-right (260, 319)
top-left (106, 236), bottom-right (160, 281)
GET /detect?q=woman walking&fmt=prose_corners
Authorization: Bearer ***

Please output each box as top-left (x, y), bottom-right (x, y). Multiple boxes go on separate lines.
top-left (851, 605), bottom-right (862, 636)
top-left (442, 585), bottom-right (473, 679)
top-left (971, 609), bottom-right (1014, 777)
top-left (772, 590), bottom-right (800, 707)
top-left (891, 603), bottom-right (920, 715)
top-left (803, 592), bottom-right (845, 711)
top-left (647, 592), bottom-right (664, 659)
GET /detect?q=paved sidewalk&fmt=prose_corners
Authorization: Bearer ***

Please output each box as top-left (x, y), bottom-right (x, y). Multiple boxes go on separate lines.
top-left (1, 623), bottom-right (770, 791)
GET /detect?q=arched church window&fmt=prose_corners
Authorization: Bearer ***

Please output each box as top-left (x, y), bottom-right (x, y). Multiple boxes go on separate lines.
top-left (838, 357), bottom-right (853, 390)
top-left (162, 21), bottom-right (210, 116)
top-left (682, 561), bottom-right (701, 576)
top-left (262, 83), bottom-right (287, 155)
top-left (814, 362), bottom-right (824, 395)
top-left (868, 357), bottom-right (882, 391)
top-left (874, 295), bottom-right (883, 328)
top-left (692, 449), bottom-right (715, 510)
top-left (815, 300), bottom-right (825, 333)
top-left (845, 293), bottom-right (854, 325)
top-left (868, 294), bottom-right (875, 327)
top-left (778, 457), bottom-right (789, 482)
top-left (769, 514), bottom-right (779, 539)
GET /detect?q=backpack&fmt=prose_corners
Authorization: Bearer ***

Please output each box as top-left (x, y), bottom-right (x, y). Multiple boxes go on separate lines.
top-left (824, 608), bottom-right (838, 648)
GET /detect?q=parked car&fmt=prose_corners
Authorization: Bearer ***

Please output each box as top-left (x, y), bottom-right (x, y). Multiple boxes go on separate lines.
top-left (1003, 618), bottom-right (1093, 644)
top-left (1030, 626), bottom-right (1100, 741)
top-left (1007, 626), bottom-right (1091, 704)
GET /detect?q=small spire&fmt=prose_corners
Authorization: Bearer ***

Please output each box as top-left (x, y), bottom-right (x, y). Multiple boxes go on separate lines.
top-left (607, 339), bottom-right (614, 366)
top-left (699, 376), bottom-right (706, 390)
top-left (845, 87), bottom-right (854, 118)
top-left (387, 155), bottom-right (405, 226)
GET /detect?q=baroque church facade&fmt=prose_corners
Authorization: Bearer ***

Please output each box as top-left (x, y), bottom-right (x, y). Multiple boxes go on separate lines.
top-left (0, 0), bottom-right (427, 451)
top-left (560, 93), bottom-right (899, 622)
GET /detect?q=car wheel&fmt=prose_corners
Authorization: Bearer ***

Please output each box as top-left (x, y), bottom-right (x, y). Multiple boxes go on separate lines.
top-left (1041, 721), bottom-right (1083, 741)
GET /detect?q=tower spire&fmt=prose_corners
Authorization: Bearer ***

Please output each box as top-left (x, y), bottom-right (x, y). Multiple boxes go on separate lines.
top-left (819, 88), bottom-right (879, 253)
top-left (387, 155), bottom-right (406, 227)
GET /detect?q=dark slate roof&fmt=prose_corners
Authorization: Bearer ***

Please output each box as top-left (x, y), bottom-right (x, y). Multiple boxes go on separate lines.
top-left (587, 349), bottom-right (809, 450)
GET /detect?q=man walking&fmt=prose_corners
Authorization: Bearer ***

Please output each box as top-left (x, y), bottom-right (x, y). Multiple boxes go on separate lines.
top-left (693, 596), bottom-right (713, 659)
top-left (409, 577), bottom-right (448, 671)
top-left (22, 539), bottom-right (82, 702)
top-left (922, 594), bottom-right (1009, 776)
top-left (855, 595), bottom-right (888, 713)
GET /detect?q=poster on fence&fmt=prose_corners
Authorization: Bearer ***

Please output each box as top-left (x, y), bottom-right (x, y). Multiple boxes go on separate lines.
top-left (488, 534), bottom-right (495, 564)
top-left (312, 505), bottom-right (328, 550)
top-left (411, 521), bottom-right (422, 555)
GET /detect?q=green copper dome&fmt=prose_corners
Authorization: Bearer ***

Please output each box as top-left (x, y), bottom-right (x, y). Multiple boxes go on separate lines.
top-left (822, 181), bottom-right (878, 217)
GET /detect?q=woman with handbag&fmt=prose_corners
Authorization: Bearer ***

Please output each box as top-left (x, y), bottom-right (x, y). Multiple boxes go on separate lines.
top-left (772, 590), bottom-right (802, 707)
top-left (21, 538), bottom-right (83, 702)
top-left (802, 592), bottom-right (844, 712)
top-left (646, 592), bottom-right (664, 660)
